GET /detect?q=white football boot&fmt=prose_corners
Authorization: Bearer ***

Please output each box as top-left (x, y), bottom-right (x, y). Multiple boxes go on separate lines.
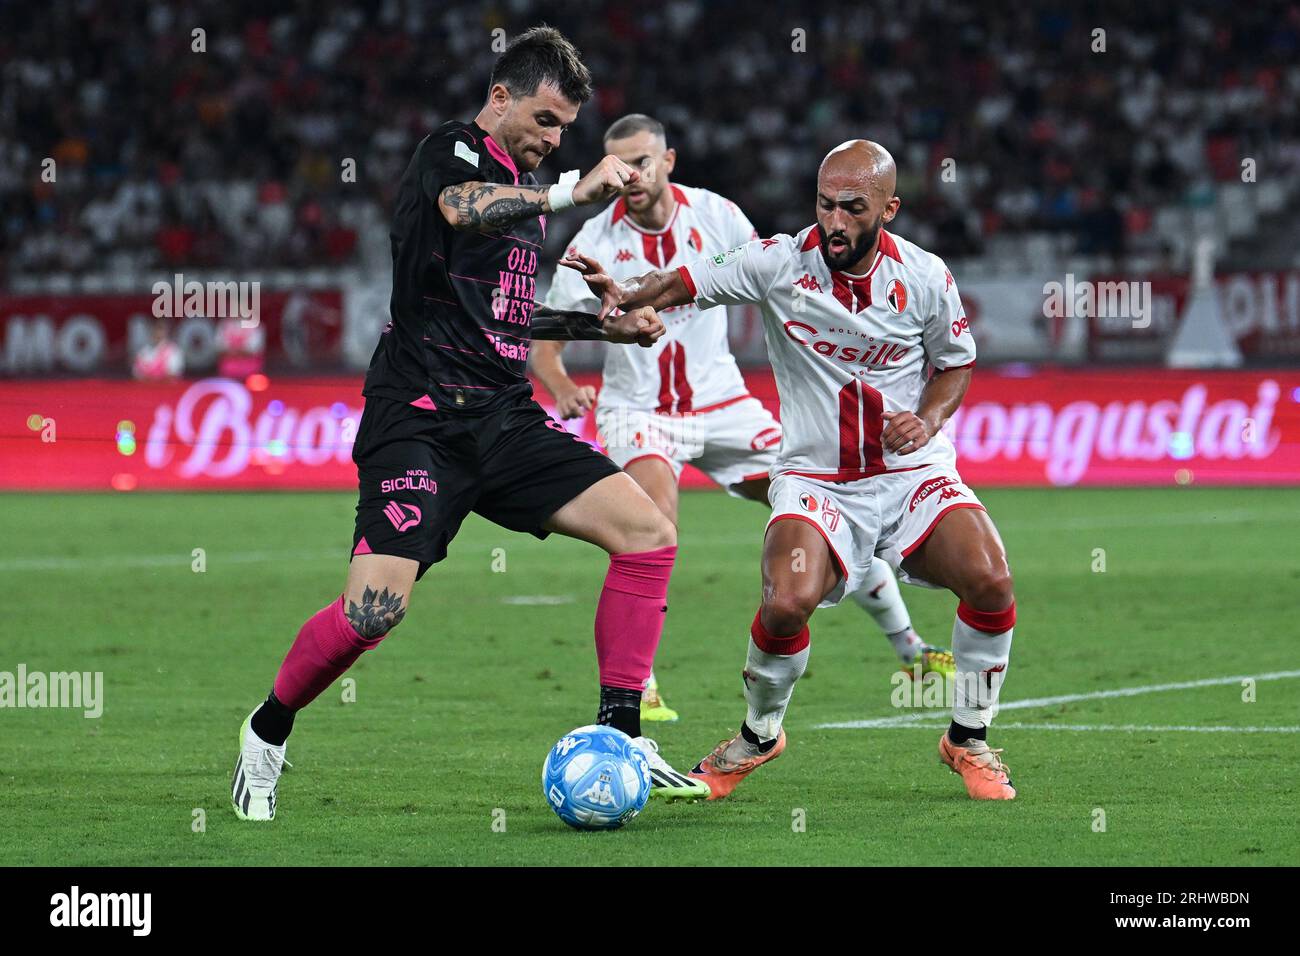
top-left (231, 710), bottom-right (290, 821)
top-left (633, 736), bottom-right (710, 801)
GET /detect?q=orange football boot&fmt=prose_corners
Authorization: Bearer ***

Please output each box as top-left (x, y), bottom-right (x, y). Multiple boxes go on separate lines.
top-left (939, 733), bottom-right (1016, 800)
top-left (689, 729), bottom-right (787, 800)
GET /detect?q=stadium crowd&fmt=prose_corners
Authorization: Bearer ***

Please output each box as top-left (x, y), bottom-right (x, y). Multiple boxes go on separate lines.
top-left (2, 0), bottom-right (1298, 279)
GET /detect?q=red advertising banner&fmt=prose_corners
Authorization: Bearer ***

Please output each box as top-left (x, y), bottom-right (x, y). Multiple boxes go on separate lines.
top-left (0, 288), bottom-right (344, 376)
top-left (2, 368), bottom-right (1298, 491)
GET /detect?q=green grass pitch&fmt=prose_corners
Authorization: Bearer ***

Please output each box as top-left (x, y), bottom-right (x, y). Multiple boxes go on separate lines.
top-left (1, 487), bottom-right (1297, 866)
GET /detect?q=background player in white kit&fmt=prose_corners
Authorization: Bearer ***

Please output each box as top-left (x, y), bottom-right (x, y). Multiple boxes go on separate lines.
top-left (534, 115), bottom-right (953, 723)
top-left (564, 140), bottom-right (1019, 801)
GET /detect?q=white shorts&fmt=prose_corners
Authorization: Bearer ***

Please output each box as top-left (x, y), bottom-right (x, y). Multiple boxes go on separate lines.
top-left (595, 397), bottom-right (783, 495)
top-left (766, 464), bottom-right (986, 606)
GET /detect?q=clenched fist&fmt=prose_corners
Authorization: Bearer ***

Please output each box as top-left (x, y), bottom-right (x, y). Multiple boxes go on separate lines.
top-left (602, 306), bottom-right (664, 348)
top-left (573, 155), bottom-right (641, 206)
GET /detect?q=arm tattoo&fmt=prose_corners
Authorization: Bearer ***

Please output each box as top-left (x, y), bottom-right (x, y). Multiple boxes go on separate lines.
top-left (440, 182), bottom-right (548, 231)
top-left (346, 585), bottom-right (407, 639)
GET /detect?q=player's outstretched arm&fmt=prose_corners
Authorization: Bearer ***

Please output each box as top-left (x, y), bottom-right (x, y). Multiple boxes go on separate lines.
top-left (438, 182), bottom-right (551, 231)
top-left (882, 366), bottom-right (973, 455)
top-left (558, 254), bottom-right (693, 320)
top-left (438, 155), bottom-right (642, 233)
top-left (531, 305), bottom-right (664, 348)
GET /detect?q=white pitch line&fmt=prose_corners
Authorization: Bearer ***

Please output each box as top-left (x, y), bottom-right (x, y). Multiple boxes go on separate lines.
top-left (816, 670), bottom-right (1300, 730)
top-left (858, 721), bottom-right (1300, 733)
top-left (0, 548), bottom-right (339, 572)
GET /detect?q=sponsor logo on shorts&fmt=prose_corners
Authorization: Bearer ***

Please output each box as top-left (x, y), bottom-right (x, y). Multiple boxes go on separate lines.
top-left (380, 469), bottom-right (437, 494)
top-left (383, 500), bottom-right (422, 532)
top-left (750, 426), bottom-right (782, 450)
top-left (799, 492), bottom-right (818, 512)
top-left (908, 476), bottom-right (961, 512)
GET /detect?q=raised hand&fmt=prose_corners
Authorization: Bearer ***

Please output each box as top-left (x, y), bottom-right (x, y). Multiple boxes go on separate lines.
top-left (572, 155), bottom-right (641, 206)
top-left (559, 253), bottom-right (625, 320)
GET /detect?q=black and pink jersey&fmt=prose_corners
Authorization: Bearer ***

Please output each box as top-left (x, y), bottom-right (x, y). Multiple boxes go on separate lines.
top-left (364, 120), bottom-right (545, 410)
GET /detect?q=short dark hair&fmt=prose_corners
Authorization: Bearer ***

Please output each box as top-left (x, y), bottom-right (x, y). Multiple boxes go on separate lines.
top-left (604, 113), bottom-right (666, 145)
top-left (489, 26), bottom-right (592, 105)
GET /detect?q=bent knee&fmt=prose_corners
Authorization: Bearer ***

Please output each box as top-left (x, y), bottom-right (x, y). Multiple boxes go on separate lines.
top-left (343, 584), bottom-right (409, 641)
top-left (618, 507), bottom-right (677, 553)
top-left (761, 593), bottom-right (817, 638)
top-left (963, 567), bottom-right (1014, 612)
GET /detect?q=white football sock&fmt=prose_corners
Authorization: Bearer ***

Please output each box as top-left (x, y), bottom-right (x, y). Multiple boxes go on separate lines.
top-left (743, 636), bottom-right (809, 743)
top-left (950, 605), bottom-right (1014, 730)
top-left (850, 559), bottom-right (919, 660)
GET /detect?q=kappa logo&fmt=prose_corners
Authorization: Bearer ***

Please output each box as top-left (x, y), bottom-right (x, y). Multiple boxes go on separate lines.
top-left (750, 426), bottom-right (782, 450)
top-left (614, 249), bottom-right (634, 263)
top-left (885, 278), bottom-right (908, 314)
top-left (383, 500), bottom-right (422, 532)
top-left (937, 487), bottom-right (966, 504)
top-left (794, 273), bottom-right (823, 292)
top-left (799, 492), bottom-right (819, 512)
top-left (908, 476), bottom-right (961, 512)
top-left (760, 238), bottom-right (780, 250)
top-left (944, 268), bottom-right (955, 291)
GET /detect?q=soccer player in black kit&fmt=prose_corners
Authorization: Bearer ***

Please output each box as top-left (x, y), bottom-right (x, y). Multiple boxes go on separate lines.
top-left (232, 27), bottom-right (709, 821)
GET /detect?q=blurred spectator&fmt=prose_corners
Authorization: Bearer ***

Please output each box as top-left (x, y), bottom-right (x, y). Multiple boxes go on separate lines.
top-left (217, 314), bottom-right (266, 378)
top-left (1, 0), bottom-right (1297, 279)
top-left (132, 317), bottom-right (184, 381)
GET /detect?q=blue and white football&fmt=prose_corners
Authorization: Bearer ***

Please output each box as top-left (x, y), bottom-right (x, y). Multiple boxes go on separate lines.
top-left (541, 725), bottom-right (652, 830)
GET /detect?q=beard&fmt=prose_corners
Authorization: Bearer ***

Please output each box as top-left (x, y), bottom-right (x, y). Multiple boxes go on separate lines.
top-left (818, 214), bottom-right (883, 271)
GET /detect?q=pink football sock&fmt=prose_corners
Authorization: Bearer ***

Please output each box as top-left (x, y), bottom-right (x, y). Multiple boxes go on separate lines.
top-left (593, 545), bottom-right (677, 691)
top-left (273, 595), bottom-right (386, 710)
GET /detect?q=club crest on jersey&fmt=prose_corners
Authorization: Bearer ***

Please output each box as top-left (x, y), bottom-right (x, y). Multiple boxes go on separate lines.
top-left (885, 279), bottom-right (908, 314)
top-left (799, 492), bottom-right (818, 513)
top-left (908, 476), bottom-right (962, 512)
top-left (688, 227), bottom-right (703, 252)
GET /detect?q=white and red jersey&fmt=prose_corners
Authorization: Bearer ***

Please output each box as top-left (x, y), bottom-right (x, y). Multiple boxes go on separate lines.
top-left (544, 183), bottom-right (758, 413)
top-left (677, 227), bottom-right (975, 480)
top-left (132, 340), bottom-right (183, 381)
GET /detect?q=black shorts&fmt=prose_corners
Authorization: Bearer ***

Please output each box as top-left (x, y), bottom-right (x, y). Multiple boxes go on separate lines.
top-left (351, 392), bottom-right (620, 578)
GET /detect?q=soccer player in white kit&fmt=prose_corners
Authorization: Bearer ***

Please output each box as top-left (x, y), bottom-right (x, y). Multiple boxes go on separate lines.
top-left (562, 140), bottom-right (1017, 800)
top-left (535, 116), bottom-right (952, 723)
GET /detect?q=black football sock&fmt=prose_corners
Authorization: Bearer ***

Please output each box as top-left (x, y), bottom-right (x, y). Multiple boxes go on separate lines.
top-left (597, 685), bottom-right (642, 739)
top-left (740, 721), bottom-right (778, 754)
top-left (947, 720), bottom-right (987, 745)
top-left (250, 690), bottom-right (296, 746)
